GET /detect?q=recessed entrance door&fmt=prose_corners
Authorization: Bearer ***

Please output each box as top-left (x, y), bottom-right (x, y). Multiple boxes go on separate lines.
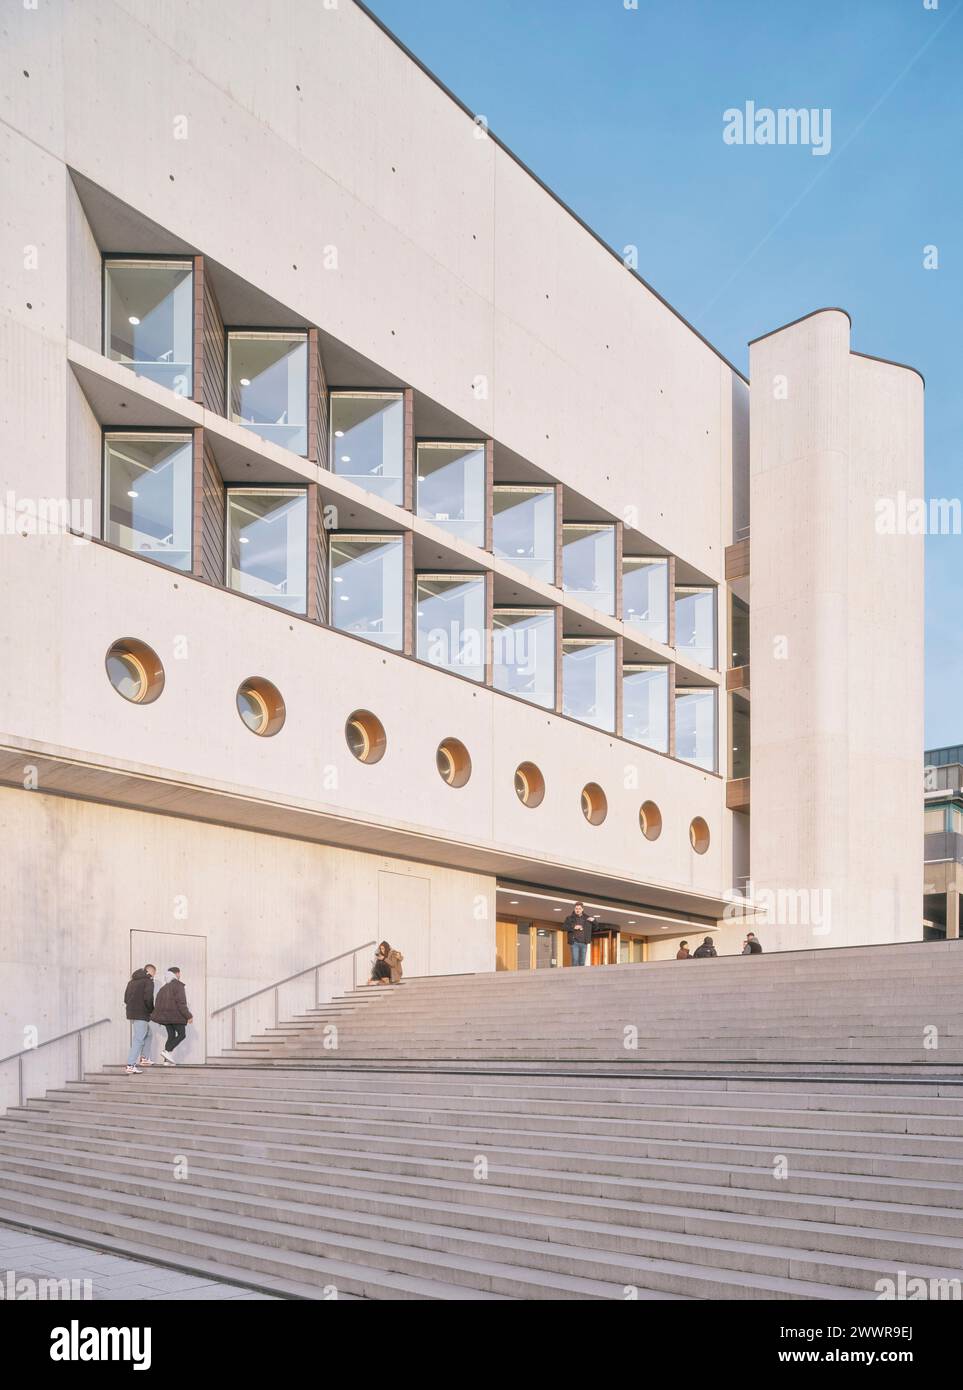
top-left (130, 931), bottom-right (207, 1065)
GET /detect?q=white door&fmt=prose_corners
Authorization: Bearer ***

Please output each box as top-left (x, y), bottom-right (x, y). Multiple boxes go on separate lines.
top-left (130, 931), bottom-right (207, 1065)
top-left (378, 872), bottom-right (431, 978)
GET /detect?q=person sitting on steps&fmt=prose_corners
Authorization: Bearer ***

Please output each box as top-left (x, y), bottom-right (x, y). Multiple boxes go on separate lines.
top-left (368, 940), bottom-right (403, 985)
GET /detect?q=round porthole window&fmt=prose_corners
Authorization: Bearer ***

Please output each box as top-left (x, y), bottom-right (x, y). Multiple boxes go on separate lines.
top-left (105, 639), bottom-right (165, 705)
top-left (236, 677), bottom-right (286, 737)
top-left (514, 761), bottom-right (545, 808)
top-left (436, 738), bottom-right (471, 788)
top-left (345, 710), bottom-right (386, 764)
top-left (580, 782), bottom-right (607, 826)
top-left (639, 800), bottom-right (663, 841)
top-left (689, 816), bottom-right (711, 854)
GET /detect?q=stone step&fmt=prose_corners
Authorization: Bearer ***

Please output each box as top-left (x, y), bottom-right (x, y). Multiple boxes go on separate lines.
top-left (91, 1067), bottom-right (963, 1103)
top-left (1, 1122), bottom-right (954, 1240)
top-left (8, 1106), bottom-right (963, 1197)
top-left (36, 1091), bottom-right (963, 1155)
top-left (56, 1078), bottom-right (963, 1133)
top-left (4, 1137), bottom-right (961, 1272)
top-left (0, 1177), bottom-right (875, 1301)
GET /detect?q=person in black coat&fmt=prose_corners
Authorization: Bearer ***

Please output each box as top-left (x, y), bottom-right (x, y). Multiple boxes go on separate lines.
top-left (563, 902), bottom-right (598, 967)
top-left (692, 936), bottom-right (718, 958)
top-left (151, 967), bottom-right (193, 1065)
top-left (742, 933), bottom-right (764, 955)
top-left (124, 965), bottom-right (156, 1074)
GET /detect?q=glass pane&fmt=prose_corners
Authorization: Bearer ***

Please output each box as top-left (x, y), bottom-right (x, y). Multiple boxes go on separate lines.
top-left (103, 434), bottom-right (192, 570)
top-left (416, 575), bottom-right (486, 682)
top-left (730, 699), bottom-right (750, 779)
top-left (228, 333), bottom-right (308, 456)
top-left (493, 609), bottom-right (555, 709)
top-left (730, 596), bottom-right (750, 667)
top-left (676, 687), bottom-right (717, 771)
top-left (515, 923), bottom-right (531, 970)
top-left (623, 557), bottom-right (668, 642)
top-left (676, 587), bottom-right (717, 668)
top-left (330, 392), bottom-right (404, 504)
top-left (562, 639), bottom-right (616, 731)
top-left (105, 260), bottom-right (193, 395)
top-left (226, 489), bottom-right (307, 614)
top-left (492, 486), bottom-right (555, 582)
top-left (330, 535), bottom-right (403, 650)
top-left (562, 525), bottom-right (615, 615)
top-left (416, 443), bottom-right (485, 546)
top-left (623, 666), bottom-right (669, 753)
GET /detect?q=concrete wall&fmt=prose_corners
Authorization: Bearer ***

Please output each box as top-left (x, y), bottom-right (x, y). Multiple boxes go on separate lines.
top-left (1, 531), bottom-right (726, 901)
top-left (748, 311), bottom-right (924, 948)
top-left (0, 785), bottom-right (494, 1111)
top-left (2, 0), bottom-right (742, 581)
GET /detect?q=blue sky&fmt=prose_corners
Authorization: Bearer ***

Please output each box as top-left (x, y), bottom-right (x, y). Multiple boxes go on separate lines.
top-left (365, 0), bottom-right (963, 747)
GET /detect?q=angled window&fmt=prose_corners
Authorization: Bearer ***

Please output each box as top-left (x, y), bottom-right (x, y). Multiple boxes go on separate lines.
top-left (103, 432), bottom-right (193, 570)
top-left (225, 488), bottom-right (307, 614)
top-left (730, 694), bottom-right (750, 779)
top-left (416, 574), bottom-right (486, 683)
top-left (492, 485), bottom-right (555, 583)
top-left (493, 608), bottom-right (555, 709)
top-left (623, 664), bottom-right (669, 754)
top-left (329, 391), bottom-right (404, 504)
top-left (623, 556), bottom-right (669, 643)
top-left (675, 585), bottom-right (717, 669)
top-left (562, 637), bottom-right (616, 732)
top-left (329, 534), bottom-right (404, 651)
top-left (676, 685), bottom-right (717, 772)
top-left (104, 258), bottom-right (193, 396)
top-left (730, 594), bottom-right (750, 668)
top-left (416, 443), bottom-right (485, 547)
top-left (227, 331), bottom-right (308, 456)
top-left (562, 523), bottom-right (615, 616)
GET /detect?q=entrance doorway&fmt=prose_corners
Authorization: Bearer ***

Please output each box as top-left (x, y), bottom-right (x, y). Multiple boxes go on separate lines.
top-left (496, 920), bottom-right (564, 971)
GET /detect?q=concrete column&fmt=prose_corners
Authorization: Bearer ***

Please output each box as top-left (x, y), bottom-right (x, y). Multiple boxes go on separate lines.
top-left (947, 881), bottom-right (961, 940)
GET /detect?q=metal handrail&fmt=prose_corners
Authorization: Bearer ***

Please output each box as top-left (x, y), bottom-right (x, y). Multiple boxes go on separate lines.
top-left (0, 1018), bottom-right (111, 1108)
top-left (210, 941), bottom-right (377, 1047)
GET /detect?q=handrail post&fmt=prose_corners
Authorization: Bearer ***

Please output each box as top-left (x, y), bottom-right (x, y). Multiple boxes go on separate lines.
top-left (274, 987), bottom-right (279, 1028)
top-left (77, 1032), bottom-right (83, 1083)
top-left (18, 1056), bottom-right (23, 1108)
top-left (231, 1008), bottom-right (236, 1050)
top-left (315, 967), bottom-right (320, 1008)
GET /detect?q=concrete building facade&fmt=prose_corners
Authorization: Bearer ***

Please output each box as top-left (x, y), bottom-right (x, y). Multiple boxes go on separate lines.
top-left (0, 0), bottom-right (923, 1105)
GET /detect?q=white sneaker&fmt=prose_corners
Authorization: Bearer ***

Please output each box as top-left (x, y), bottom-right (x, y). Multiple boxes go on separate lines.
top-left (162, 1056), bottom-right (176, 1066)
top-left (160, 1050), bottom-right (171, 1061)
top-left (125, 1065), bottom-right (141, 1075)
top-left (138, 1058), bottom-right (153, 1067)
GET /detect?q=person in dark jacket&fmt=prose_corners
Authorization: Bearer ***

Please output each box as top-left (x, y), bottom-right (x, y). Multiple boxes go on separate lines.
top-left (151, 967), bottom-right (193, 1065)
top-left (563, 902), bottom-right (598, 967)
top-left (676, 941), bottom-right (690, 960)
top-left (742, 932), bottom-right (764, 955)
top-left (692, 936), bottom-right (718, 958)
top-left (124, 964), bottom-right (156, 1074)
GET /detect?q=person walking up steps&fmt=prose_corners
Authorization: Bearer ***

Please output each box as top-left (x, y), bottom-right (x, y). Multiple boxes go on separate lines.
top-left (152, 966), bottom-right (194, 1065)
top-left (124, 964), bottom-right (156, 1075)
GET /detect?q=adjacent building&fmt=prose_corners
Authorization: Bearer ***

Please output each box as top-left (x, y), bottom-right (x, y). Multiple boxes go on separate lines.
top-left (0, 0), bottom-right (924, 1101)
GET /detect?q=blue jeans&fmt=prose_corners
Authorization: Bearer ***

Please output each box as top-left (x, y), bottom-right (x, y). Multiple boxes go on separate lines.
top-left (570, 941), bottom-right (588, 967)
top-left (126, 1019), bottom-right (152, 1066)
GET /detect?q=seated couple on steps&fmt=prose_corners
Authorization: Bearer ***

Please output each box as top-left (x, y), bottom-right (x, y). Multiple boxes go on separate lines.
top-left (367, 941), bottom-right (404, 986)
top-left (123, 965), bottom-right (194, 1075)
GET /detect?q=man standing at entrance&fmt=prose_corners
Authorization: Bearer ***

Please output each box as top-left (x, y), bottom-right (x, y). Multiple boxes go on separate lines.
top-left (564, 901), bottom-right (598, 966)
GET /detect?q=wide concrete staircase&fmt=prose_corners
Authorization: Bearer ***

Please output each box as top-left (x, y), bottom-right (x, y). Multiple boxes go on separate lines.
top-left (218, 939), bottom-right (963, 1069)
top-left (0, 941), bottom-right (960, 1300)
